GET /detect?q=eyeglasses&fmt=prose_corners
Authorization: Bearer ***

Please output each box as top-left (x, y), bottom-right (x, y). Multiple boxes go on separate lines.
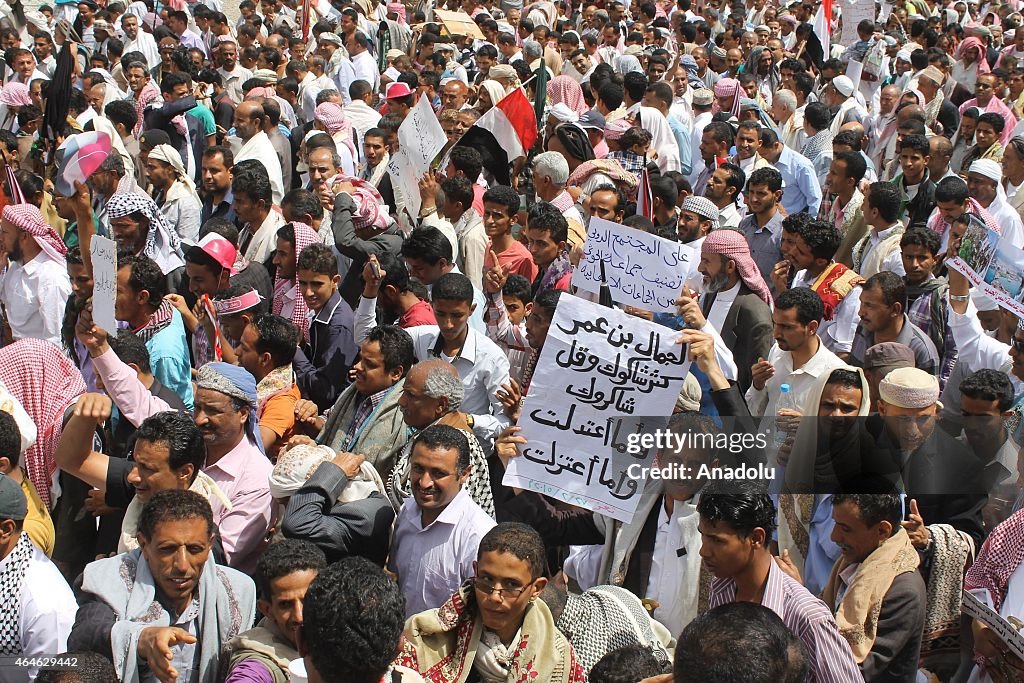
top-left (472, 576), bottom-right (530, 598)
top-left (1012, 336), bottom-right (1024, 354)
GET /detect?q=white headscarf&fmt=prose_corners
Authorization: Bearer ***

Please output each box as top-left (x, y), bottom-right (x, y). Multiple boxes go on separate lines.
top-left (614, 54), bottom-right (644, 75)
top-left (479, 79), bottom-right (507, 108)
top-left (638, 106), bottom-right (681, 173)
top-left (147, 143), bottom-right (197, 195)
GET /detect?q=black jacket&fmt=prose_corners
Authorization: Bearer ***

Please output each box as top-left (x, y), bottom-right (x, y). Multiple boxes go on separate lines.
top-left (281, 461), bottom-right (396, 565)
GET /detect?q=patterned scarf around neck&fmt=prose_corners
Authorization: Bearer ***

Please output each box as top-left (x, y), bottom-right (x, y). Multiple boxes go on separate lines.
top-left (802, 128), bottom-right (833, 163)
top-left (0, 533), bottom-right (35, 655)
top-left (257, 365), bottom-right (295, 415)
top-left (538, 251), bottom-right (573, 294)
top-left (133, 298), bottom-right (175, 344)
top-left (396, 583), bottom-right (586, 683)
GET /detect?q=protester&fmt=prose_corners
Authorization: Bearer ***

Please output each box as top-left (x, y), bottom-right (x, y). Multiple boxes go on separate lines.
top-left (5, 4), bottom-right (1024, 679)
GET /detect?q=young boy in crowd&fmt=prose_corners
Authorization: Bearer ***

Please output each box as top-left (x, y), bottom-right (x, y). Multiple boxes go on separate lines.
top-left (293, 243), bottom-right (358, 412)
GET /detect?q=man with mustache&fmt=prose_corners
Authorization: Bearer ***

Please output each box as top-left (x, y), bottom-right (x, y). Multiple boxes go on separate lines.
top-left (387, 423), bottom-right (495, 617)
top-left (694, 228), bottom-right (774, 392)
top-left (69, 490), bottom-right (256, 683)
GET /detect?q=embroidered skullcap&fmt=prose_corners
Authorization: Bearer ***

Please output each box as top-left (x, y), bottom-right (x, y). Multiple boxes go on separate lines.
top-left (269, 444), bottom-right (334, 499)
top-left (318, 32), bottom-right (343, 45)
top-left (919, 65), bottom-right (945, 85)
top-left (692, 89), bottom-right (714, 106)
top-left (831, 75), bottom-right (855, 97)
top-left (862, 342), bottom-right (916, 378)
top-left (878, 367), bottom-right (941, 409)
top-left (712, 47), bottom-right (727, 59)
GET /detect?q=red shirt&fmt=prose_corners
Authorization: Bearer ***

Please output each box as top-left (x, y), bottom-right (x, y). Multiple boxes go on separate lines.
top-left (484, 239), bottom-right (539, 283)
top-left (399, 299), bottom-right (436, 328)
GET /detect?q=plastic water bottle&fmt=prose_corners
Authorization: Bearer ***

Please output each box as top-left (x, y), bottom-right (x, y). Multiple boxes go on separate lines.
top-left (773, 384), bottom-right (795, 449)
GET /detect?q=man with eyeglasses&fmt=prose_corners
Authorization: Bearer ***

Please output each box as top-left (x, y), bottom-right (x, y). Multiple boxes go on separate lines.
top-left (387, 424), bottom-right (495, 617)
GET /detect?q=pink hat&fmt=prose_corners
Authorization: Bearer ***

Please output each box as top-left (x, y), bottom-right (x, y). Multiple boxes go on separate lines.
top-left (192, 233), bottom-right (238, 274)
top-left (385, 82), bottom-right (414, 99)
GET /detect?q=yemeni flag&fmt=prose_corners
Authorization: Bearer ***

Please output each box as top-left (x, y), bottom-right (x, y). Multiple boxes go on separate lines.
top-left (635, 165), bottom-right (654, 222)
top-left (813, 0), bottom-right (832, 61)
top-left (455, 88), bottom-right (538, 186)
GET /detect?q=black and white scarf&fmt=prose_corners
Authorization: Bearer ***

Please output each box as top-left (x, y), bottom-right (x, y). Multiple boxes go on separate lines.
top-left (0, 533), bottom-right (36, 655)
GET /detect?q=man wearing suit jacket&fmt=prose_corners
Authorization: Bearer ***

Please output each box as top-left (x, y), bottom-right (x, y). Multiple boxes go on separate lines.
top-left (697, 226), bottom-right (774, 392)
top-left (867, 367), bottom-right (986, 548)
top-left (823, 493), bottom-right (927, 683)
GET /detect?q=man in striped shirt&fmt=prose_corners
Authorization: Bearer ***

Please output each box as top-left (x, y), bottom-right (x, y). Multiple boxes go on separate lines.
top-left (697, 481), bottom-right (863, 683)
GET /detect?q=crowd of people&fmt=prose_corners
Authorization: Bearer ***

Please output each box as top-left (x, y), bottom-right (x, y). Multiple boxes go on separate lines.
top-left (1, 0), bottom-right (1024, 680)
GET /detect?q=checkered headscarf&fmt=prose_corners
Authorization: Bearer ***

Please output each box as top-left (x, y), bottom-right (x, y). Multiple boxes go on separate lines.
top-left (0, 340), bottom-right (87, 509)
top-left (1, 204), bottom-right (66, 264)
top-left (272, 222), bottom-right (319, 341)
top-left (107, 193), bottom-right (184, 274)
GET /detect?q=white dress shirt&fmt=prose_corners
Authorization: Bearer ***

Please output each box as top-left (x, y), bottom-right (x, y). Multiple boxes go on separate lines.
top-left (705, 280), bottom-right (741, 334)
top-left (350, 50), bottom-right (380, 93)
top-left (240, 209), bottom-right (287, 265)
top-left (3, 539), bottom-right (77, 683)
top-left (0, 253), bottom-right (71, 347)
top-left (234, 132), bottom-right (284, 206)
top-left (354, 307), bottom-right (511, 441)
top-left (647, 497), bottom-right (702, 637)
top-left (388, 488), bottom-right (496, 617)
top-left (792, 269), bottom-right (863, 354)
top-left (745, 340), bottom-right (845, 417)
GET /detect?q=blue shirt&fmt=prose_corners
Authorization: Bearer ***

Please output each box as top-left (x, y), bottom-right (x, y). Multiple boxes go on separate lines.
top-left (777, 146), bottom-right (823, 217)
top-left (147, 309), bottom-right (195, 412)
top-left (668, 114), bottom-right (692, 177)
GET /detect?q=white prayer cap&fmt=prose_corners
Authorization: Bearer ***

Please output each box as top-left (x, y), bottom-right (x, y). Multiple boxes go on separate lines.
top-left (971, 288), bottom-right (999, 311)
top-left (879, 367), bottom-right (941, 409)
top-left (832, 75), bottom-right (855, 97)
top-left (968, 159), bottom-right (1002, 182)
top-left (896, 49), bottom-right (912, 62)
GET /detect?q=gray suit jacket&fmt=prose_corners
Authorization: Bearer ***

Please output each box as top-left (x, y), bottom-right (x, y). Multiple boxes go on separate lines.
top-left (860, 570), bottom-right (927, 683)
top-left (703, 285), bottom-right (774, 392)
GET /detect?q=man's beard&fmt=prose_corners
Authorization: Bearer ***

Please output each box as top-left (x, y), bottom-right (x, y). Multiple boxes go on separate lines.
top-left (703, 272), bottom-right (730, 293)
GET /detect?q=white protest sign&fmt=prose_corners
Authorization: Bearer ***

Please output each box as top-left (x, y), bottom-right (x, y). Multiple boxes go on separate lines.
top-left (946, 222), bottom-right (1024, 318)
top-left (397, 94), bottom-right (448, 176)
top-left (571, 218), bottom-right (696, 313)
top-left (503, 295), bottom-right (689, 523)
top-left (90, 235), bottom-right (118, 334)
top-left (840, 0), bottom-right (875, 48)
top-left (962, 590), bottom-right (1024, 661)
top-left (386, 148), bottom-right (424, 220)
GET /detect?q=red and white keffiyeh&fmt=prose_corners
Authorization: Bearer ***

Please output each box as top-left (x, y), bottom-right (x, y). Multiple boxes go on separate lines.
top-left (272, 222), bottom-right (319, 341)
top-left (2, 204), bottom-right (66, 264)
top-left (702, 228), bottom-right (774, 307)
top-left (0, 340), bottom-right (87, 509)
